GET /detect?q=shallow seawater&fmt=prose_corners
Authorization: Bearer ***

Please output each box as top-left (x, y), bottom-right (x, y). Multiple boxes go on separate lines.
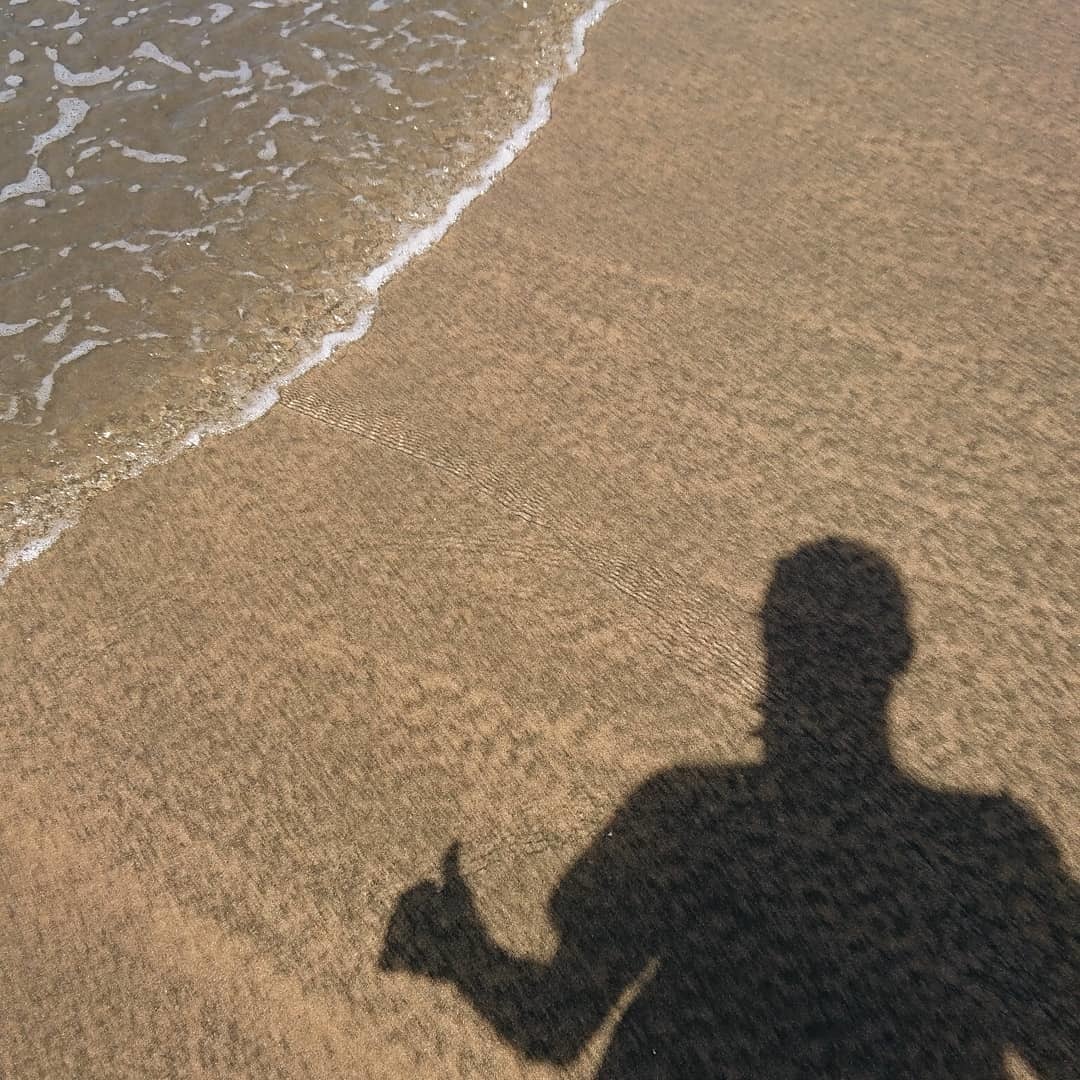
top-left (0, 0), bottom-right (599, 576)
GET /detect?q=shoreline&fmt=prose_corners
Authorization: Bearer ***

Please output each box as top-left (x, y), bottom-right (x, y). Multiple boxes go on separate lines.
top-left (3, 0), bottom-right (1077, 1075)
top-left (0, 0), bottom-right (618, 587)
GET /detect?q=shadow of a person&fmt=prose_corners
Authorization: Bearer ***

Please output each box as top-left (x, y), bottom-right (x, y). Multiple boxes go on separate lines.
top-left (381, 538), bottom-right (1079, 1077)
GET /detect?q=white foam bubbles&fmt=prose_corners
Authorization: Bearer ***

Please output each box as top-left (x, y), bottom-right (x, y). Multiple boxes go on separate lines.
top-left (42, 313), bottom-right (72, 343)
top-left (29, 98), bottom-right (90, 157)
top-left (0, 165), bottom-right (52, 204)
top-left (54, 60), bottom-right (125, 87)
top-left (199, 59), bottom-right (252, 83)
top-left (118, 144), bottom-right (187, 164)
top-left (131, 41), bottom-right (193, 75)
top-left (92, 239), bottom-right (150, 253)
top-left (0, 517), bottom-right (73, 586)
top-left (183, 305), bottom-right (376, 446)
top-left (34, 338), bottom-right (108, 411)
top-left (0, 319), bottom-right (40, 337)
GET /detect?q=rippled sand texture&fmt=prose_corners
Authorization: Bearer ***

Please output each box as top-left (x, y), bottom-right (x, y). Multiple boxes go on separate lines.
top-left (1, 0), bottom-right (1078, 1075)
top-left (0, 0), bottom-right (588, 572)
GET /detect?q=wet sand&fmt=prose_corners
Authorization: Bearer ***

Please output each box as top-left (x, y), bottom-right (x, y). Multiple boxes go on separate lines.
top-left (2, 0), bottom-right (1078, 1076)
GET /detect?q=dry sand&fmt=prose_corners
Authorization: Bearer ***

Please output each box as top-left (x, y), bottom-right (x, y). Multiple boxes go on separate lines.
top-left (2, 0), bottom-right (1077, 1076)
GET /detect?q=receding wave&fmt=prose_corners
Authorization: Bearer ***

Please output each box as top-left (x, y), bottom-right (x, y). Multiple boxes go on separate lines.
top-left (0, 0), bottom-right (617, 583)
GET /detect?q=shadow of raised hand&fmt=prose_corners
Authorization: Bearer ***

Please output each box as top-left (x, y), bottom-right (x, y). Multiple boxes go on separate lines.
top-left (380, 842), bottom-right (481, 981)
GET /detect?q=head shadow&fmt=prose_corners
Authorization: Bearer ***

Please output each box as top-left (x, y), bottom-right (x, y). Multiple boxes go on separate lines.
top-left (756, 537), bottom-right (913, 770)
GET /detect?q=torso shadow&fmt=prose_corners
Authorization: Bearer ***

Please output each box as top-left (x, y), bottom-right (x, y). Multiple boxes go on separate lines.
top-left (571, 762), bottom-right (1076, 1079)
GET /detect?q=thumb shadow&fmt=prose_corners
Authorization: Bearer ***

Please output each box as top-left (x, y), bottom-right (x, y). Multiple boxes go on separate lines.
top-left (380, 842), bottom-right (475, 979)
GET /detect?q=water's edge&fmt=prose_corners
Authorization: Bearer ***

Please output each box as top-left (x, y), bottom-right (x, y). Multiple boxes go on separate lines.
top-left (1, 0), bottom-right (617, 587)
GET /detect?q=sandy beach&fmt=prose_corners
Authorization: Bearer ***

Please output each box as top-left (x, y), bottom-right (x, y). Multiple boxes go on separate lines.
top-left (2, 0), bottom-right (1078, 1076)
